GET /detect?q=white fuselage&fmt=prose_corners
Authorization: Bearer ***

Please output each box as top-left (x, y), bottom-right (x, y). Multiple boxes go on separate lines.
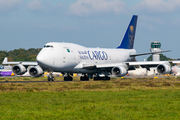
top-left (37, 42), bottom-right (136, 73)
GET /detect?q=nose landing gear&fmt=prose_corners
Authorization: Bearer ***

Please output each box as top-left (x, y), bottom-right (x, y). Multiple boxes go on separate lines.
top-left (48, 71), bottom-right (54, 81)
top-left (48, 75), bottom-right (54, 81)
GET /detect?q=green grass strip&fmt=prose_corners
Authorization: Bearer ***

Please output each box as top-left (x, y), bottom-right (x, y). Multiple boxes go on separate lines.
top-left (0, 90), bottom-right (180, 120)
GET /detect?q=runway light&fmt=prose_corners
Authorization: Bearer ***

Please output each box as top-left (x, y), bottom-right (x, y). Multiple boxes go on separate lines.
top-left (154, 76), bottom-right (158, 79)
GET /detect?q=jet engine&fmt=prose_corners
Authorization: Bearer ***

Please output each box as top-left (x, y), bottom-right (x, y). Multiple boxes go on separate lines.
top-left (112, 66), bottom-right (127, 77)
top-left (12, 64), bottom-right (27, 75)
top-left (157, 63), bottom-right (171, 74)
top-left (29, 65), bottom-right (44, 77)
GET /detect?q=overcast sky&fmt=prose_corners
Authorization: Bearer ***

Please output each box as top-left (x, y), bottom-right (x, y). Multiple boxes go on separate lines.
top-left (0, 0), bottom-right (180, 61)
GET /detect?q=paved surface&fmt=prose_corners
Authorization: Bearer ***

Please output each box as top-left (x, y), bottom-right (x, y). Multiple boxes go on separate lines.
top-left (124, 75), bottom-right (171, 78)
top-left (0, 80), bottom-right (73, 83)
top-left (0, 75), bottom-right (174, 84)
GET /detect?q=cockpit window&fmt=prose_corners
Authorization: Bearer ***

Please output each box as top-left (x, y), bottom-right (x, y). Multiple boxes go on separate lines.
top-left (44, 45), bottom-right (53, 48)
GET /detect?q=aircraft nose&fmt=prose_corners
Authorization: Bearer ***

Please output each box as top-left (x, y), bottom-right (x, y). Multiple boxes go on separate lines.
top-left (36, 53), bottom-right (46, 66)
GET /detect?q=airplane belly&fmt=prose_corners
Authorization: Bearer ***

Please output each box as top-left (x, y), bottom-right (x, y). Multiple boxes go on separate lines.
top-left (73, 69), bottom-right (97, 73)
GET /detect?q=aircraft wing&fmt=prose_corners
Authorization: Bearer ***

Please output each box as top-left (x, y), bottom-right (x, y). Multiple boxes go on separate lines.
top-left (74, 61), bottom-right (163, 70)
top-left (128, 61), bottom-right (171, 66)
top-left (130, 50), bottom-right (171, 57)
top-left (2, 57), bottom-right (37, 66)
top-left (171, 61), bottom-right (180, 64)
top-left (74, 60), bottom-right (180, 70)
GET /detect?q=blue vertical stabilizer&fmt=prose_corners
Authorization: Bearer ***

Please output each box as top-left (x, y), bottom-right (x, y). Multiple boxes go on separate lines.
top-left (117, 15), bottom-right (138, 49)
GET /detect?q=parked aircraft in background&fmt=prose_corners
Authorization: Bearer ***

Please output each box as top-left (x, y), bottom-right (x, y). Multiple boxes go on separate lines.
top-left (172, 66), bottom-right (180, 76)
top-left (0, 71), bottom-right (14, 77)
top-left (2, 15), bottom-right (180, 81)
top-left (0, 66), bottom-right (15, 77)
top-left (0, 63), bottom-right (31, 77)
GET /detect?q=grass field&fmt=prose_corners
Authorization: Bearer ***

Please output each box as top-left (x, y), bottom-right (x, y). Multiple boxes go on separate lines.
top-left (0, 77), bottom-right (180, 119)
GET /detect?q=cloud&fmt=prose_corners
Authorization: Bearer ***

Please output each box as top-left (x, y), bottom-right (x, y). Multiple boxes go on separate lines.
top-left (141, 22), bottom-right (155, 31)
top-left (58, 3), bottom-right (63, 7)
top-left (138, 16), bottom-right (164, 31)
top-left (134, 0), bottom-right (180, 12)
top-left (27, 1), bottom-right (64, 14)
top-left (171, 19), bottom-right (180, 26)
top-left (27, 0), bottom-right (44, 11)
top-left (0, 0), bottom-right (22, 11)
top-left (141, 16), bottom-right (163, 24)
top-left (68, 0), bottom-right (126, 16)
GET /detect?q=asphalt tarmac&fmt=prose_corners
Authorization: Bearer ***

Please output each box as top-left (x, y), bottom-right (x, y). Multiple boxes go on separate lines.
top-left (0, 80), bottom-right (71, 83)
top-left (0, 75), bottom-right (172, 84)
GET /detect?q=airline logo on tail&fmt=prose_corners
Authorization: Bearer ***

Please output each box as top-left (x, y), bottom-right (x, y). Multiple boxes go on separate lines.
top-left (117, 15), bottom-right (138, 49)
top-left (129, 25), bottom-right (135, 45)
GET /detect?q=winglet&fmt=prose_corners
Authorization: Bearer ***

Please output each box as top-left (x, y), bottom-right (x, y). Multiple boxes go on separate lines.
top-left (117, 15), bottom-right (138, 49)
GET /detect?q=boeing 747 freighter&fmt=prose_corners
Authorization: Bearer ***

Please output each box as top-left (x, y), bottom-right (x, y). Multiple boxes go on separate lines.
top-left (3, 15), bottom-right (180, 81)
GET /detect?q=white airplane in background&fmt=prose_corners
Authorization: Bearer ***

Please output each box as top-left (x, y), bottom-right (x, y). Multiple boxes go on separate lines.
top-left (172, 65), bottom-right (180, 76)
top-left (3, 15), bottom-right (180, 81)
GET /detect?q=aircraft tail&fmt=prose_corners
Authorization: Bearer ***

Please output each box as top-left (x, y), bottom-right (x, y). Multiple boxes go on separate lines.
top-left (2, 57), bottom-right (8, 64)
top-left (117, 15), bottom-right (138, 49)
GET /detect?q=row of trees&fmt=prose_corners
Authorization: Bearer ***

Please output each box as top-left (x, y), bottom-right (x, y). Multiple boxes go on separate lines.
top-left (0, 48), bottom-right (41, 64)
top-left (147, 54), bottom-right (172, 61)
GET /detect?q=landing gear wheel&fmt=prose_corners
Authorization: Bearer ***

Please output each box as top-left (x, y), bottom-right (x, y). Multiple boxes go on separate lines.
top-left (105, 77), bottom-right (110, 80)
top-left (93, 76), bottom-right (100, 81)
top-left (64, 76), bottom-right (73, 81)
top-left (48, 76), bottom-right (55, 81)
top-left (48, 76), bottom-right (51, 81)
top-left (47, 70), bottom-right (55, 81)
top-left (80, 76), bottom-right (89, 81)
top-left (51, 76), bottom-right (54, 81)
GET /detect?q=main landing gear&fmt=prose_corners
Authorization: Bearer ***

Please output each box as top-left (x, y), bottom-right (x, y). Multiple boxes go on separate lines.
top-left (46, 72), bottom-right (110, 81)
top-left (93, 72), bottom-right (110, 80)
top-left (64, 73), bottom-right (73, 81)
top-left (80, 74), bottom-right (89, 81)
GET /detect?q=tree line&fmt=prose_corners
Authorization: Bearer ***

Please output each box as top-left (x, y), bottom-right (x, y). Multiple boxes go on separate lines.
top-left (147, 54), bottom-right (172, 61)
top-left (0, 48), bottom-right (41, 64)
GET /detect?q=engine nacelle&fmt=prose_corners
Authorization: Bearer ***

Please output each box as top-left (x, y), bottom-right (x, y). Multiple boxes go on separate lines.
top-left (29, 65), bottom-right (44, 77)
top-left (157, 63), bottom-right (171, 74)
top-left (12, 64), bottom-right (27, 75)
top-left (112, 66), bottom-right (127, 77)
